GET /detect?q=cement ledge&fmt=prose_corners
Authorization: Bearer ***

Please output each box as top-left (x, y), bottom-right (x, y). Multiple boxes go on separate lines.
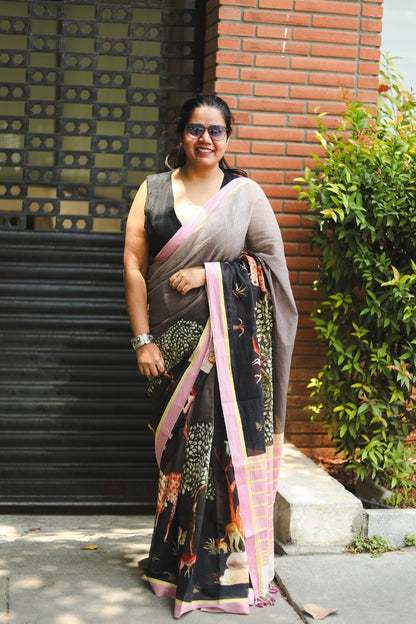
top-left (274, 442), bottom-right (364, 554)
top-left (274, 442), bottom-right (416, 554)
top-left (363, 508), bottom-right (416, 548)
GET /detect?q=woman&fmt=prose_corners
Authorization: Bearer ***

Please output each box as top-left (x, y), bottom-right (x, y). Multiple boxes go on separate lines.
top-left (123, 94), bottom-right (297, 617)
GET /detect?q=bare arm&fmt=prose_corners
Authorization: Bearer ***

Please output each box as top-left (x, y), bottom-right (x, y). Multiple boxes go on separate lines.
top-left (123, 181), bottom-right (165, 377)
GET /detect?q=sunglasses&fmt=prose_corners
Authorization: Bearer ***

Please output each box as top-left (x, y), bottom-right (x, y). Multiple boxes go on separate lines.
top-left (185, 123), bottom-right (227, 141)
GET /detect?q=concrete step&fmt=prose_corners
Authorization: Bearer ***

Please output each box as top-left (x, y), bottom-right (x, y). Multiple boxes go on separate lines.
top-left (274, 443), bottom-right (364, 554)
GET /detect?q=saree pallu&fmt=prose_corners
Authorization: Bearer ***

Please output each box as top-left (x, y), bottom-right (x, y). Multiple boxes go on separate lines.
top-left (144, 176), bottom-right (297, 618)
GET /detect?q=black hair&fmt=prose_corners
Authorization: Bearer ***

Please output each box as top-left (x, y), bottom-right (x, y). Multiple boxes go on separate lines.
top-left (165, 93), bottom-right (248, 177)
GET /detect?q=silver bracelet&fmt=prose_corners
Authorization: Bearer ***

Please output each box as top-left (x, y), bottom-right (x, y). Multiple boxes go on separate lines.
top-left (131, 333), bottom-right (154, 350)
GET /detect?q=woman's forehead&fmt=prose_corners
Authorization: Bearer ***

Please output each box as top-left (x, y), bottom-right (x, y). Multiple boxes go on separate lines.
top-left (188, 106), bottom-right (226, 125)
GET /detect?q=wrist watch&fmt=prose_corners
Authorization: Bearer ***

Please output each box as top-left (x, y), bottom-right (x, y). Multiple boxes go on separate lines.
top-left (131, 333), bottom-right (154, 350)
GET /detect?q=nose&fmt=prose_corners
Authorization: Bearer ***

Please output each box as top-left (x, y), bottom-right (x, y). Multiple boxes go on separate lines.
top-left (198, 128), bottom-right (212, 141)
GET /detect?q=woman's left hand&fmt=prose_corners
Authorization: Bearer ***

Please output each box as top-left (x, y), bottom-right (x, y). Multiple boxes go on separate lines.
top-left (169, 266), bottom-right (206, 295)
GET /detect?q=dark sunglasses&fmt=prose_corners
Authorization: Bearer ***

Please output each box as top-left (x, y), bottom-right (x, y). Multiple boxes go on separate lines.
top-left (185, 123), bottom-right (227, 141)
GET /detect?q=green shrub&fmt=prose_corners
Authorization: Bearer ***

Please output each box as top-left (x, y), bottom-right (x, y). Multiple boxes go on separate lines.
top-left (295, 55), bottom-right (416, 495)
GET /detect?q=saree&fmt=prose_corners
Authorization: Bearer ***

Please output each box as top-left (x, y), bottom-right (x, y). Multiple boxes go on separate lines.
top-left (143, 173), bottom-right (297, 618)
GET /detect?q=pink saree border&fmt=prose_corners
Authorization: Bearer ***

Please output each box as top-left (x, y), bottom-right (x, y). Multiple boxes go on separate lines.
top-left (147, 576), bottom-right (250, 617)
top-left (154, 176), bottom-right (250, 263)
top-left (205, 261), bottom-right (265, 599)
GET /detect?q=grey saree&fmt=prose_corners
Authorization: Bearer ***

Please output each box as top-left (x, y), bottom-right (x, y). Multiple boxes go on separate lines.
top-left (142, 171), bottom-right (297, 617)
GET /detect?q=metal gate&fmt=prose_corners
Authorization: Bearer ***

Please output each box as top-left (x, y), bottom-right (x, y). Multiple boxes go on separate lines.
top-left (0, 0), bottom-right (206, 507)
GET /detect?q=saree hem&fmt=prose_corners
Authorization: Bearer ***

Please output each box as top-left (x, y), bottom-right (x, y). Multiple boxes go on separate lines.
top-left (147, 576), bottom-right (251, 618)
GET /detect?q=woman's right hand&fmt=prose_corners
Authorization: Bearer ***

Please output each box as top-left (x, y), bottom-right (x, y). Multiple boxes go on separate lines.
top-left (136, 343), bottom-right (165, 378)
top-left (169, 266), bottom-right (206, 295)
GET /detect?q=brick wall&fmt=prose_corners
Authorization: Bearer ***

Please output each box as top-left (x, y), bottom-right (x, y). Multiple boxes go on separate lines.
top-left (203, 0), bottom-right (384, 460)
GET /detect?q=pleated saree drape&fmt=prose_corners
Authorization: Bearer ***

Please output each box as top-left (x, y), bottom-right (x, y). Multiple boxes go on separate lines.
top-left (143, 175), bottom-right (297, 617)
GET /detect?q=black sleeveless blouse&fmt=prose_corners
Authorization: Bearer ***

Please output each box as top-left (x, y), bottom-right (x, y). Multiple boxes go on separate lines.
top-left (144, 169), bottom-right (237, 258)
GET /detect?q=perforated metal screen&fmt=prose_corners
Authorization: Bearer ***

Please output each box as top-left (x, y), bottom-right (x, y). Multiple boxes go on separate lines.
top-left (0, 0), bottom-right (205, 507)
top-left (0, 0), bottom-right (205, 234)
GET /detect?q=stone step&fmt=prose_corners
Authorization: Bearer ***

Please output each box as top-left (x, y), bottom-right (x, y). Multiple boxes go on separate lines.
top-left (274, 442), bottom-right (364, 554)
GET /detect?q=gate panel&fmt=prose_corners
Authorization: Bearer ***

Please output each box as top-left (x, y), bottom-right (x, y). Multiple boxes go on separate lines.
top-left (0, 0), bottom-right (205, 506)
top-left (0, 0), bottom-right (205, 234)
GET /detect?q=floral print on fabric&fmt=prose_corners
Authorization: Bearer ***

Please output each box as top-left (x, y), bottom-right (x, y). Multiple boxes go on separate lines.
top-left (145, 252), bottom-right (276, 617)
top-left (148, 319), bottom-right (204, 395)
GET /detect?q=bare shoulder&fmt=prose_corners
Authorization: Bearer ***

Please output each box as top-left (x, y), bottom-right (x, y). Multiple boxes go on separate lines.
top-left (130, 179), bottom-right (148, 215)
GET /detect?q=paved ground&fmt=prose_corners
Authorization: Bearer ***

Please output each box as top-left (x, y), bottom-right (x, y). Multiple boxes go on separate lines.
top-left (1, 514), bottom-right (416, 624)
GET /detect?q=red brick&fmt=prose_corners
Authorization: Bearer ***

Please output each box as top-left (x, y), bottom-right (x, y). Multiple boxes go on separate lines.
top-left (237, 154), bottom-right (303, 169)
top-left (358, 76), bottom-right (379, 90)
top-left (251, 141), bottom-right (285, 156)
top-left (293, 27), bottom-right (358, 45)
top-left (253, 84), bottom-right (289, 98)
top-left (259, 0), bottom-right (293, 9)
top-left (242, 39), bottom-right (284, 54)
top-left (359, 47), bottom-right (381, 61)
top-left (294, 0), bottom-right (359, 15)
top-left (220, 95), bottom-right (237, 110)
top-left (217, 22), bottom-right (256, 37)
top-left (239, 97), bottom-right (306, 113)
top-left (309, 72), bottom-right (355, 88)
top-left (288, 114), bottom-right (321, 128)
top-left (268, 183), bottom-right (301, 198)
top-left (360, 33), bottom-right (381, 47)
top-left (287, 142), bottom-right (320, 157)
top-left (298, 271), bottom-right (319, 284)
top-left (358, 61), bottom-right (381, 75)
top-left (291, 56), bottom-right (356, 73)
top-left (361, 4), bottom-right (383, 18)
top-left (255, 34), bottom-right (310, 56)
top-left (218, 7), bottom-right (242, 20)
top-left (250, 170), bottom-right (284, 184)
top-left (215, 80), bottom-right (252, 95)
top-left (243, 9), bottom-right (305, 24)
top-left (216, 51), bottom-right (254, 65)
top-left (251, 112), bottom-right (287, 126)
top-left (217, 36), bottom-right (241, 50)
top-left (310, 43), bottom-right (357, 59)
top-left (361, 18), bottom-right (382, 33)
top-left (254, 54), bottom-right (291, 69)
top-left (216, 66), bottom-right (239, 79)
top-left (233, 111), bottom-right (251, 125)
top-left (312, 15), bottom-right (359, 30)
top-left (307, 100), bottom-right (348, 115)
top-left (356, 90), bottom-right (378, 105)
top-left (221, 0), bottom-right (257, 5)
top-left (262, 185), bottom-right (298, 200)
top-left (239, 126), bottom-right (305, 142)
top-left (240, 67), bottom-right (292, 84)
top-left (274, 213), bottom-right (302, 227)
top-left (290, 85), bottom-right (344, 100)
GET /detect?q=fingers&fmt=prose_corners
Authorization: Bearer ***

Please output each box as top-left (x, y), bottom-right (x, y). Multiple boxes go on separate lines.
top-left (169, 267), bottom-right (205, 294)
top-left (139, 361), bottom-right (165, 378)
top-left (136, 344), bottom-right (165, 378)
top-left (169, 273), bottom-right (188, 295)
top-left (169, 271), bottom-right (189, 295)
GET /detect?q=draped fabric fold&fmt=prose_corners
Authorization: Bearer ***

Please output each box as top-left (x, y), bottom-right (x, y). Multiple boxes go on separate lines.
top-left (143, 175), bottom-right (297, 618)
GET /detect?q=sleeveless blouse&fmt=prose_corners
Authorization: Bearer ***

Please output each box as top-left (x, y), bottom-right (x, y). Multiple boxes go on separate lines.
top-left (144, 169), bottom-right (237, 258)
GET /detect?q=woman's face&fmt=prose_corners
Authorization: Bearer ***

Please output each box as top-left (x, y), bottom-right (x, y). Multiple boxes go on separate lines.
top-left (180, 106), bottom-right (229, 170)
